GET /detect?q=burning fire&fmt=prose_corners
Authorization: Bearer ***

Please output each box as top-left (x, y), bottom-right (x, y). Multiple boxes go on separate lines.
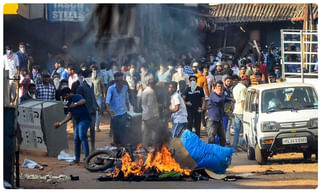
top-left (109, 144), bottom-right (190, 178)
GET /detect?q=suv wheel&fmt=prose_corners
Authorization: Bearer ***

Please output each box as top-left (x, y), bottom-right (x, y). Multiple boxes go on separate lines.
top-left (255, 144), bottom-right (267, 165)
top-left (247, 144), bottom-right (255, 160)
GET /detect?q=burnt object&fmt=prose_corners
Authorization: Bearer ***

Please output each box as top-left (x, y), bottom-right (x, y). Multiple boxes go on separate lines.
top-left (70, 175), bottom-right (79, 181)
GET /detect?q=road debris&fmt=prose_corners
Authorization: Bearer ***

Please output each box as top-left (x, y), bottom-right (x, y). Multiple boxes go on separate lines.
top-left (21, 159), bottom-right (44, 170)
top-left (57, 150), bottom-right (75, 162)
top-left (20, 173), bottom-right (69, 184)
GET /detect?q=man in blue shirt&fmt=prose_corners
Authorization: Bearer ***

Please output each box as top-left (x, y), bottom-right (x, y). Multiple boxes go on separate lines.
top-left (16, 42), bottom-right (30, 73)
top-left (54, 87), bottom-right (91, 163)
top-left (106, 72), bottom-right (130, 146)
top-left (206, 80), bottom-right (226, 146)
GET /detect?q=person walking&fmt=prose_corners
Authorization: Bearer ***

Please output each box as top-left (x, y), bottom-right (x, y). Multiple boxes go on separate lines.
top-left (182, 75), bottom-right (205, 137)
top-left (76, 69), bottom-right (99, 151)
top-left (54, 87), bottom-right (91, 163)
top-left (206, 80), bottom-right (226, 146)
top-left (105, 72), bottom-right (130, 146)
top-left (91, 65), bottom-right (105, 132)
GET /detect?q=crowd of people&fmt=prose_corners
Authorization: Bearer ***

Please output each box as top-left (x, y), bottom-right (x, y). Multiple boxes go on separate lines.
top-left (4, 41), bottom-right (286, 162)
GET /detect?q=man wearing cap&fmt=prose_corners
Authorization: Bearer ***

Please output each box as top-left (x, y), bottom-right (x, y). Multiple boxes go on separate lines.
top-left (232, 74), bottom-right (249, 150)
top-left (4, 45), bottom-right (19, 81)
top-left (182, 75), bottom-right (205, 137)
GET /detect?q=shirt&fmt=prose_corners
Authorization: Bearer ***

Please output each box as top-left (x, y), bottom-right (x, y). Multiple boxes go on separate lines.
top-left (68, 73), bottom-right (79, 89)
top-left (156, 70), bottom-right (170, 82)
top-left (77, 80), bottom-right (97, 115)
top-left (182, 87), bottom-right (204, 111)
top-left (125, 71), bottom-right (139, 90)
top-left (206, 73), bottom-right (215, 98)
top-left (67, 94), bottom-right (91, 123)
top-left (60, 69), bottom-right (69, 80)
top-left (141, 86), bottom-right (159, 120)
top-left (4, 53), bottom-right (19, 78)
top-left (16, 51), bottom-right (28, 70)
top-left (36, 83), bottom-right (56, 101)
top-left (170, 92), bottom-right (188, 123)
top-left (106, 83), bottom-right (130, 116)
top-left (208, 92), bottom-right (225, 121)
top-left (92, 76), bottom-right (104, 98)
top-left (172, 72), bottom-right (189, 85)
top-left (250, 74), bottom-right (266, 85)
top-left (233, 83), bottom-right (247, 115)
top-left (223, 86), bottom-right (234, 116)
top-left (98, 69), bottom-right (113, 85)
top-left (183, 66), bottom-right (194, 77)
top-left (195, 73), bottom-right (209, 96)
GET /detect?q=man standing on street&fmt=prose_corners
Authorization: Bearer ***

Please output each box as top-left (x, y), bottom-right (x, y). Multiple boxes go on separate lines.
top-left (168, 81), bottom-right (188, 137)
top-left (16, 42), bottom-right (32, 73)
top-left (206, 80), bottom-right (226, 146)
top-left (182, 75), bottom-right (205, 137)
top-left (106, 72), bottom-right (130, 146)
top-left (91, 65), bottom-right (105, 132)
top-left (4, 45), bottom-right (19, 81)
top-left (223, 76), bottom-right (235, 146)
top-left (141, 77), bottom-right (162, 147)
top-left (232, 75), bottom-right (249, 150)
top-left (36, 74), bottom-right (56, 101)
top-left (54, 87), bottom-right (91, 163)
top-left (77, 69), bottom-right (99, 151)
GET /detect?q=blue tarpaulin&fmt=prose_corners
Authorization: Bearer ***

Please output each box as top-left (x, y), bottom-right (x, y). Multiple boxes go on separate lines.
top-left (180, 129), bottom-right (235, 174)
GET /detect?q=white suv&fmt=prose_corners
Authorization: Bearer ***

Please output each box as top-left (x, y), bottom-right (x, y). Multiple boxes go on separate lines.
top-left (243, 82), bottom-right (318, 164)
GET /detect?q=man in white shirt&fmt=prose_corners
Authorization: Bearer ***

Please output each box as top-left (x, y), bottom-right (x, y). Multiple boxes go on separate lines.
top-left (168, 81), bottom-right (188, 137)
top-left (67, 65), bottom-right (79, 89)
top-left (232, 75), bottom-right (249, 150)
top-left (4, 46), bottom-right (19, 81)
top-left (172, 63), bottom-right (189, 86)
top-left (141, 77), bottom-right (162, 147)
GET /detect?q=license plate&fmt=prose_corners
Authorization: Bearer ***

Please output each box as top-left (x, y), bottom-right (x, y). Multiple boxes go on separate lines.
top-left (282, 137), bottom-right (307, 145)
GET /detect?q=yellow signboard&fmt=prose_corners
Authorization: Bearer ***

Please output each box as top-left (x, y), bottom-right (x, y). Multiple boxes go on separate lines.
top-left (3, 3), bottom-right (18, 14)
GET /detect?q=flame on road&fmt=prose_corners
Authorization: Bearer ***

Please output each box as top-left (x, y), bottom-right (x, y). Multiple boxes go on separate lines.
top-left (112, 144), bottom-right (191, 178)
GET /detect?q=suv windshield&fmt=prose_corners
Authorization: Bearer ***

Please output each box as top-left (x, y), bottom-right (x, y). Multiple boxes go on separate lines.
top-left (262, 86), bottom-right (318, 113)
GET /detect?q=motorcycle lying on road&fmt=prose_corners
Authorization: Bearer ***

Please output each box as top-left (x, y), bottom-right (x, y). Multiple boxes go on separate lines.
top-left (84, 144), bottom-right (153, 172)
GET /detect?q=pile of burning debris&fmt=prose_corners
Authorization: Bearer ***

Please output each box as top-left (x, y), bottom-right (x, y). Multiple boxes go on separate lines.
top-left (87, 130), bottom-right (236, 182)
top-left (93, 144), bottom-right (193, 181)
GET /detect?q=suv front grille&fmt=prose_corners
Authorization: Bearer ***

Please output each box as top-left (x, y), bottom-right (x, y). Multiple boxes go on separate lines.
top-left (279, 121), bottom-right (308, 129)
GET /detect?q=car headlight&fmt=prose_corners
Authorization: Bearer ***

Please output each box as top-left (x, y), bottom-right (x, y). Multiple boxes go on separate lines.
top-left (310, 118), bottom-right (318, 129)
top-left (261, 121), bottom-right (279, 132)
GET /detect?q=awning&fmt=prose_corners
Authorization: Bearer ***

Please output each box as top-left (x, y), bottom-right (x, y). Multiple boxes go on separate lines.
top-left (210, 4), bottom-right (318, 23)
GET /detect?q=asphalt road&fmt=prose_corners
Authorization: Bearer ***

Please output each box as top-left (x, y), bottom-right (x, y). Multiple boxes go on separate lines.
top-left (18, 119), bottom-right (318, 189)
